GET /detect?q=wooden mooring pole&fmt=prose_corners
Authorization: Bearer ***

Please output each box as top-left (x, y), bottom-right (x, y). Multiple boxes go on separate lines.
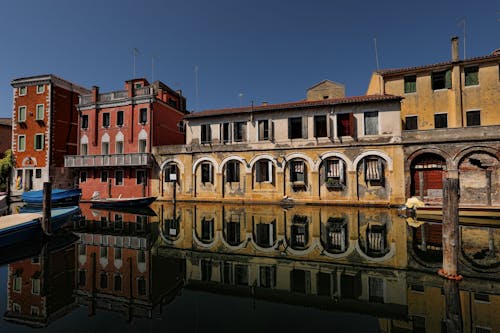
top-left (439, 170), bottom-right (462, 280)
top-left (42, 182), bottom-right (52, 236)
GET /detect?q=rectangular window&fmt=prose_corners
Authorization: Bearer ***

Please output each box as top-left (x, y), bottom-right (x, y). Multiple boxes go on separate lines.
top-left (432, 69), bottom-right (452, 90)
top-left (259, 266), bottom-right (276, 288)
top-left (114, 275), bottom-right (122, 291)
top-left (36, 84), bottom-right (45, 94)
top-left (18, 106), bottom-right (26, 122)
top-left (116, 141), bottom-right (124, 154)
top-left (115, 170), bottom-right (123, 185)
top-left (288, 117), bottom-right (303, 139)
top-left (364, 111), bottom-right (379, 135)
top-left (139, 139), bottom-right (147, 153)
top-left (114, 247), bottom-right (122, 260)
top-left (19, 86), bottom-right (27, 96)
top-left (35, 169), bottom-right (41, 178)
top-left (466, 110), bottom-right (481, 126)
top-left (368, 277), bottom-right (384, 303)
top-left (35, 104), bottom-right (44, 120)
top-left (81, 143), bottom-right (88, 155)
top-left (226, 161), bottom-right (240, 182)
top-left (405, 116), bottom-right (418, 130)
top-left (117, 111), bottom-right (124, 126)
top-left (102, 141), bottom-right (109, 155)
top-left (18, 135), bottom-right (26, 152)
top-left (325, 159), bottom-right (345, 187)
top-left (434, 113), bottom-right (448, 129)
top-left (290, 161), bottom-right (305, 182)
top-left (81, 115), bottom-right (88, 129)
top-left (31, 306), bottom-right (39, 316)
top-left (31, 278), bottom-right (41, 295)
top-left (233, 122), bottom-right (246, 142)
top-left (201, 163), bottom-right (213, 183)
top-left (137, 170), bottom-right (146, 185)
top-left (139, 108), bottom-right (147, 123)
top-left (364, 158), bottom-right (384, 183)
top-left (465, 66), bottom-right (479, 86)
top-left (80, 171), bottom-right (87, 183)
top-left (314, 115), bottom-right (327, 138)
top-left (201, 218), bottom-right (214, 242)
top-left (13, 277), bottom-right (22, 292)
top-left (255, 160), bottom-right (272, 183)
top-left (258, 120), bottom-right (269, 141)
top-left (102, 112), bottom-right (110, 127)
top-left (222, 123), bottom-right (231, 143)
top-left (337, 113), bottom-right (354, 136)
top-left (34, 134), bottom-right (44, 150)
top-left (404, 75), bottom-right (417, 93)
top-left (201, 124), bottom-right (212, 144)
top-left (101, 170), bottom-right (108, 183)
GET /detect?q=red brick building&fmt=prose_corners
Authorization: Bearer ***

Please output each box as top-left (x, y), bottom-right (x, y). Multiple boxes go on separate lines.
top-left (10, 75), bottom-right (90, 193)
top-left (65, 78), bottom-right (187, 200)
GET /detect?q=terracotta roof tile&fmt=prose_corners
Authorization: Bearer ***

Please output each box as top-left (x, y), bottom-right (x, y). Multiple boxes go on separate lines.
top-left (377, 53), bottom-right (500, 76)
top-left (184, 94), bottom-right (402, 119)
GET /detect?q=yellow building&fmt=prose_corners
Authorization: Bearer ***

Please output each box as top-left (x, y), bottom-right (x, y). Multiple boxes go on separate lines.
top-left (153, 81), bottom-right (406, 206)
top-left (367, 38), bottom-right (500, 206)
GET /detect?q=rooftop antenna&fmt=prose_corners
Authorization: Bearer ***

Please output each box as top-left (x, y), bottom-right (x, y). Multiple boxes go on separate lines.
top-left (458, 19), bottom-right (466, 59)
top-left (133, 48), bottom-right (140, 78)
top-left (238, 92), bottom-right (243, 107)
top-left (151, 55), bottom-right (155, 82)
top-left (373, 38), bottom-right (382, 95)
top-left (194, 65), bottom-right (199, 112)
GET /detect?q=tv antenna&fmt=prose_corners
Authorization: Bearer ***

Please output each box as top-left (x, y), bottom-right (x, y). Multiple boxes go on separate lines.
top-left (133, 48), bottom-right (140, 78)
top-left (195, 65), bottom-right (199, 112)
top-left (458, 19), bottom-right (466, 59)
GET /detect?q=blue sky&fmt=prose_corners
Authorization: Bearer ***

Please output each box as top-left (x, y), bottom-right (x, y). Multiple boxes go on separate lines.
top-left (0, 0), bottom-right (498, 117)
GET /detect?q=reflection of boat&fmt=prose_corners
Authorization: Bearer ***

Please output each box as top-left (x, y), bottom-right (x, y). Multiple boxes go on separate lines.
top-left (90, 205), bottom-right (157, 216)
top-left (0, 206), bottom-right (80, 246)
top-left (90, 196), bottom-right (156, 208)
top-left (21, 188), bottom-right (81, 207)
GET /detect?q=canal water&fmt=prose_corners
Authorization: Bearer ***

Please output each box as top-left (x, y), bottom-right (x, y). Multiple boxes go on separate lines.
top-left (0, 202), bottom-right (499, 332)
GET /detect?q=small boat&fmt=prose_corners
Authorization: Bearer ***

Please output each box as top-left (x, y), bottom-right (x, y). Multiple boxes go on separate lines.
top-left (22, 188), bottom-right (81, 207)
top-left (90, 196), bottom-right (156, 208)
top-left (0, 206), bottom-right (80, 247)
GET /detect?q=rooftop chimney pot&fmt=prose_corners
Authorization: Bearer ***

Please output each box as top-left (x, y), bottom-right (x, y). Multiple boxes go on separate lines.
top-left (451, 36), bottom-right (459, 62)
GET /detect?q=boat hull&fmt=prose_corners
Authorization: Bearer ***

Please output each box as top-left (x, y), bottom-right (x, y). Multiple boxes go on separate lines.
top-left (21, 188), bottom-right (81, 207)
top-left (90, 196), bottom-right (156, 208)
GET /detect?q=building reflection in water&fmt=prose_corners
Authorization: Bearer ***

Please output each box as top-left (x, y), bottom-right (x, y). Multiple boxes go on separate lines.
top-left (0, 202), bottom-right (498, 332)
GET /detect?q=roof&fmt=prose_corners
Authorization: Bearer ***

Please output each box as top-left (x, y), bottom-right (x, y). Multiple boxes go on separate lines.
top-left (11, 74), bottom-right (90, 94)
top-left (376, 52), bottom-right (500, 76)
top-left (184, 94), bottom-right (402, 119)
top-left (0, 118), bottom-right (11, 126)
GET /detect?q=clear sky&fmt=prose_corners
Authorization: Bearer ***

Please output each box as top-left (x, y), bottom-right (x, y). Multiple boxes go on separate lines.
top-left (0, 0), bottom-right (498, 117)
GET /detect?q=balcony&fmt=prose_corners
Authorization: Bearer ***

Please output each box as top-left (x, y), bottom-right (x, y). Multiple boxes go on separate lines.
top-left (79, 87), bottom-right (153, 105)
top-left (65, 153), bottom-right (153, 168)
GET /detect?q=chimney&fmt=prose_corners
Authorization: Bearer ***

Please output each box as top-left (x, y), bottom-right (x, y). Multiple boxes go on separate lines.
top-left (262, 101), bottom-right (268, 106)
top-left (92, 86), bottom-right (99, 103)
top-left (451, 36), bottom-right (459, 62)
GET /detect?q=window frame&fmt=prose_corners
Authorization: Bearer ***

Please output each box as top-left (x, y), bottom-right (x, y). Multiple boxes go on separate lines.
top-left (314, 115), bottom-right (328, 138)
top-left (225, 160), bottom-right (240, 183)
top-left (36, 84), bottom-right (45, 94)
top-left (115, 170), bottom-right (124, 186)
top-left (363, 111), bottom-right (379, 136)
top-left (255, 160), bottom-right (273, 183)
top-left (19, 86), bottom-right (27, 96)
top-left (102, 112), bottom-right (110, 128)
top-left (466, 110), bottom-right (481, 127)
top-left (434, 113), bottom-right (448, 129)
top-left (290, 160), bottom-right (306, 183)
top-left (431, 69), bottom-right (452, 90)
top-left (258, 120), bottom-right (269, 141)
top-left (18, 135), bottom-right (26, 152)
top-left (464, 66), bottom-right (479, 86)
top-left (34, 133), bottom-right (44, 151)
top-left (115, 140), bottom-right (124, 154)
top-left (233, 122), bottom-right (246, 142)
top-left (35, 104), bottom-right (44, 121)
top-left (101, 170), bottom-right (108, 183)
top-left (18, 106), bottom-right (27, 122)
top-left (81, 143), bottom-right (88, 155)
top-left (201, 124), bottom-right (212, 144)
top-left (102, 141), bottom-right (110, 155)
top-left (201, 162), bottom-right (213, 184)
top-left (81, 114), bottom-right (89, 129)
top-left (117, 110), bottom-right (124, 127)
top-left (404, 75), bottom-right (417, 93)
top-left (136, 169), bottom-right (147, 185)
top-left (139, 108), bottom-right (148, 124)
top-left (138, 139), bottom-right (147, 153)
top-left (288, 117), bottom-right (303, 139)
top-left (404, 115), bottom-right (418, 130)
top-left (80, 171), bottom-right (87, 183)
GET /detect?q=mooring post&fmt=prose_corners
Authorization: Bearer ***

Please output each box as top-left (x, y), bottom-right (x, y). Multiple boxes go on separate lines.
top-left (440, 169), bottom-right (462, 280)
top-left (443, 279), bottom-right (463, 332)
top-left (42, 182), bottom-right (52, 236)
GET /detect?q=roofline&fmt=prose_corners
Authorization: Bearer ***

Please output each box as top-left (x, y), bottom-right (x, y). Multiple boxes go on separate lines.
top-left (11, 74), bottom-right (91, 94)
top-left (184, 94), bottom-right (402, 120)
top-left (375, 53), bottom-right (500, 77)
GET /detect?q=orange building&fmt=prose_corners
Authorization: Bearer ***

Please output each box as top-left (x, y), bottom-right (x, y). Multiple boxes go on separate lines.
top-left (10, 75), bottom-right (90, 193)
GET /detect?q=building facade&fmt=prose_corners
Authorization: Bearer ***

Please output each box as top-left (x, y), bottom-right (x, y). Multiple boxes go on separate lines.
top-left (64, 79), bottom-right (187, 200)
top-left (367, 38), bottom-right (500, 206)
top-left (154, 81), bottom-right (406, 206)
top-left (0, 118), bottom-right (11, 157)
top-left (10, 75), bottom-right (90, 193)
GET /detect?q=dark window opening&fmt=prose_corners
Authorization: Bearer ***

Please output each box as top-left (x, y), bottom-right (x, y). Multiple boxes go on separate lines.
top-left (314, 115), bottom-right (327, 137)
top-left (102, 113), bottom-right (110, 128)
top-left (258, 120), bottom-right (269, 141)
top-left (222, 123), bottom-right (231, 143)
top-left (115, 170), bottom-right (123, 185)
top-left (117, 111), bottom-right (124, 126)
top-left (364, 111), bottom-right (379, 135)
top-left (288, 117), bottom-right (303, 139)
top-left (405, 116), bottom-right (418, 130)
top-left (35, 169), bottom-right (42, 179)
top-left (466, 110), bottom-right (480, 126)
top-left (465, 66), bottom-right (479, 86)
top-left (233, 122), bottom-right (246, 142)
top-left (201, 218), bottom-right (214, 242)
top-left (291, 215), bottom-right (309, 249)
top-left (260, 266), bottom-right (276, 288)
top-left (137, 170), bottom-right (146, 185)
top-left (101, 170), bottom-right (108, 183)
top-left (137, 277), bottom-right (146, 295)
top-left (255, 160), bottom-right (272, 183)
top-left (201, 124), bottom-right (211, 144)
top-left (201, 163), bottom-right (213, 184)
top-left (337, 113), bottom-right (354, 136)
top-left (139, 108), bottom-right (147, 124)
top-left (434, 113), bottom-right (448, 129)
top-left (81, 115), bottom-right (88, 129)
top-left (255, 221), bottom-right (275, 248)
top-left (226, 161), bottom-right (240, 183)
top-left (432, 70), bottom-right (451, 90)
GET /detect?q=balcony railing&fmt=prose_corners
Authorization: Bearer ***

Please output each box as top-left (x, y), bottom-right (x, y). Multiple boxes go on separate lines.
top-left (65, 153), bottom-right (153, 168)
top-left (79, 87), bottom-right (153, 105)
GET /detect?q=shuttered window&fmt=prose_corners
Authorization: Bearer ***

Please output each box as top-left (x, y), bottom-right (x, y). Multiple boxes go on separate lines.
top-left (364, 111), bottom-right (379, 135)
top-left (201, 163), bottom-right (213, 183)
top-left (364, 158), bottom-right (384, 182)
top-left (226, 161), bottom-right (240, 182)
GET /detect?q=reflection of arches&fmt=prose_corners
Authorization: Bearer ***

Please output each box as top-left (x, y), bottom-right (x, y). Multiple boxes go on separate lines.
top-left (288, 214), bottom-right (310, 250)
top-left (251, 218), bottom-right (277, 251)
top-left (460, 226), bottom-right (500, 271)
top-left (411, 222), bottom-right (443, 265)
top-left (320, 217), bottom-right (348, 254)
top-left (193, 216), bottom-right (219, 248)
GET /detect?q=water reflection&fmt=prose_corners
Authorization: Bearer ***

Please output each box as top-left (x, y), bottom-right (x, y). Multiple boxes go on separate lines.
top-left (0, 202), bottom-right (498, 332)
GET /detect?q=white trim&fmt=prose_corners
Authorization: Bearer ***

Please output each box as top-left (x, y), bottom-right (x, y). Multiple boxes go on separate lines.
top-left (35, 104), bottom-right (44, 120)
top-left (18, 105), bottom-right (26, 122)
top-left (115, 169), bottom-right (124, 186)
top-left (317, 152), bottom-right (352, 171)
top-left (17, 135), bottom-right (26, 152)
top-left (352, 150), bottom-right (393, 171)
top-left (34, 133), bottom-right (44, 151)
top-left (192, 157), bottom-right (219, 174)
top-left (219, 155), bottom-right (248, 173)
top-left (362, 110), bottom-right (380, 136)
top-left (36, 84), bottom-right (45, 94)
top-left (18, 86), bottom-right (27, 96)
top-left (80, 134), bottom-right (89, 144)
top-left (284, 153), bottom-right (316, 172)
top-left (160, 158), bottom-right (185, 175)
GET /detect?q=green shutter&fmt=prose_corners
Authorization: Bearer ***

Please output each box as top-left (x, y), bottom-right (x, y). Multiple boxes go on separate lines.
top-left (445, 70), bottom-right (452, 89)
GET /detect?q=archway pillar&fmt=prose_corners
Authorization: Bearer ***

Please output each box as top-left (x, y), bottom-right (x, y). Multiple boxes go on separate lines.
top-left (311, 171), bottom-right (320, 199)
top-left (347, 170), bottom-right (358, 202)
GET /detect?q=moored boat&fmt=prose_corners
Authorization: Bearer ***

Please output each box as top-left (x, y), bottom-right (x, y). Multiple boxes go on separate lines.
top-left (0, 206), bottom-right (80, 247)
top-left (90, 196), bottom-right (156, 208)
top-left (21, 188), bottom-right (81, 207)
